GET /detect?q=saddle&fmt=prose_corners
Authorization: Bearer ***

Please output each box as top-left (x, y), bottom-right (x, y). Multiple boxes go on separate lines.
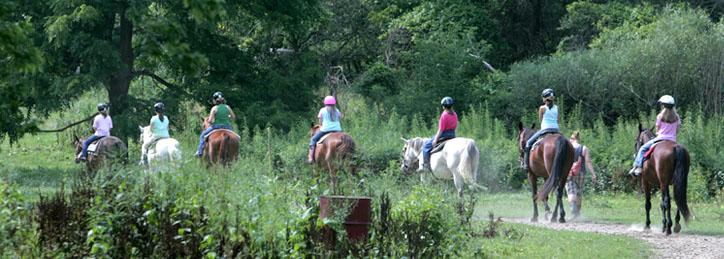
top-left (430, 137), bottom-right (455, 154)
top-left (643, 140), bottom-right (674, 162)
top-left (203, 129), bottom-right (240, 143)
top-left (146, 137), bottom-right (168, 155)
top-left (530, 131), bottom-right (560, 152)
top-left (87, 137), bottom-right (106, 155)
top-left (316, 132), bottom-right (335, 145)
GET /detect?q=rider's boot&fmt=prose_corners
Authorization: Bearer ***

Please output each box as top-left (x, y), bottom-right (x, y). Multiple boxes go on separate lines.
top-left (628, 166), bottom-right (642, 176)
top-left (418, 155), bottom-right (431, 172)
top-left (306, 146), bottom-right (315, 164)
top-left (522, 148), bottom-right (530, 170)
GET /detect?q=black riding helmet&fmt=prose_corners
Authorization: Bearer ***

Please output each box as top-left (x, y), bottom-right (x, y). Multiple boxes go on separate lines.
top-left (154, 102), bottom-right (165, 112)
top-left (541, 89), bottom-right (554, 98)
top-left (213, 92), bottom-right (223, 100)
top-left (441, 96), bottom-right (453, 107)
top-left (97, 103), bottom-right (108, 112)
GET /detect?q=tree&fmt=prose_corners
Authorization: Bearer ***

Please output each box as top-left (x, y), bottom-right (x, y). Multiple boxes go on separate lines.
top-left (11, 0), bottom-right (324, 140)
top-left (0, 1), bottom-right (42, 144)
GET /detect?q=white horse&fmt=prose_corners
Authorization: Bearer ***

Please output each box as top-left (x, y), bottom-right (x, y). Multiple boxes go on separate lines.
top-left (139, 126), bottom-right (182, 169)
top-left (400, 137), bottom-right (484, 197)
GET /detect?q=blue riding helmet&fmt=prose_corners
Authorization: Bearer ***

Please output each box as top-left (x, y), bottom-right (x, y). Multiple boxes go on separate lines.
top-left (213, 92), bottom-right (223, 100)
top-left (542, 89), bottom-right (554, 98)
top-left (154, 102), bottom-right (165, 112)
top-left (97, 103), bottom-right (108, 111)
top-left (441, 97), bottom-right (453, 106)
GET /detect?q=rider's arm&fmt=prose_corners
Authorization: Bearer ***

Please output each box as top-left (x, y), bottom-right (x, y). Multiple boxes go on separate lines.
top-left (432, 128), bottom-right (442, 145)
top-left (227, 105), bottom-right (236, 121)
top-left (583, 147), bottom-right (596, 182)
top-left (209, 106), bottom-right (217, 124)
top-left (538, 106), bottom-right (545, 123)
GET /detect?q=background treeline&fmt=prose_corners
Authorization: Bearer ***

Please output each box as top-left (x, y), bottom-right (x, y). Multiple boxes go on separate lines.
top-left (2, 0), bottom-right (724, 142)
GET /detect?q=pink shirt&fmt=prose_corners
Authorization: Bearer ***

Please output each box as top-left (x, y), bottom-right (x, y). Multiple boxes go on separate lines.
top-left (438, 112), bottom-right (458, 131)
top-left (656, 114), bottom-right (679, 142)
top-left (93, 114), bottom-right (113, 137)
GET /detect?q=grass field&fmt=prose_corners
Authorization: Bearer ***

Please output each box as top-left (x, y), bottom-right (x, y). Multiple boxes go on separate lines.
top-left (2, 132), bottom-right (656, 258)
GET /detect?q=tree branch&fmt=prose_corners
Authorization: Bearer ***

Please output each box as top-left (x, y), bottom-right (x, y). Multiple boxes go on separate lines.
top-left (36, 113), bottom-right (96, 133)
top-left (133, 70), bottom-right (195, 99)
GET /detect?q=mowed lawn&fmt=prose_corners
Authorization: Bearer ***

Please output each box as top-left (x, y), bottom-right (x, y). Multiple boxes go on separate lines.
top-left (475, 191), bottom-right (724, 236)
top-left (0, 133), bottom-right (79, 199)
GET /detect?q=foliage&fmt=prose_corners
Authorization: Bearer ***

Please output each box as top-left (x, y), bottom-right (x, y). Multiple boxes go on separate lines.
top-left (0, 178), bottom-right (38, 257)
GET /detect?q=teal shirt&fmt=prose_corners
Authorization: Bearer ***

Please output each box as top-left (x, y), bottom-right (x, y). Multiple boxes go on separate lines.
top-left (151, 115), bottom-right (170, 138)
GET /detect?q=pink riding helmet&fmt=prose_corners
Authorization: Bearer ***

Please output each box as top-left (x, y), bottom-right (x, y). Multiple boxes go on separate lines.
top-left (323, 96), bottom-right (336, 105)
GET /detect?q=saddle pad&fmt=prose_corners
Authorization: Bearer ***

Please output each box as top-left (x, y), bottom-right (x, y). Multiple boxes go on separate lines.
top-left (146, 138), bottom-right (167, 155)
top-left (87, 137), bottom-right (105, 154)
top-left (643, 140), bottom-right (674, 161)
top-left (430, 138), bottom-right (454, 154)
top-left (204, 129), bottom-right (240, 142)
top-left (530, 132), bottom-right (559, 152)
top-left (316, 132), bottom-right (334, 145)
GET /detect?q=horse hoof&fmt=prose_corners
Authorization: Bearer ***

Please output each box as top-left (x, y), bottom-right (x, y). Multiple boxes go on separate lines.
top-left (674, 224), bottom-right (681, 233)
top-left (531, 217), bottom-right (538, 222)
top-left (559, 218), bottom-right (566, 223)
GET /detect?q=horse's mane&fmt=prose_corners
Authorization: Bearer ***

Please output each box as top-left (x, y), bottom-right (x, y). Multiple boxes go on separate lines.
top-left (407, 137), bottom-right (429, 152)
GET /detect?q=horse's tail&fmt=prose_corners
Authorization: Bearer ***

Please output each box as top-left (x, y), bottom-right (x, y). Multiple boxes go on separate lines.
top-left (221, 133), bottom-right (231, 165)
top-left (536, 136), bottom-right (568, 202)
top-left (460, 140), bottom-right (486, 191)
top-left (335, 133), bottom-right (356, 158)
top-left (168, 140), bottom-right (182, 162)
top-left (673, 145), bottom-right (691, 224)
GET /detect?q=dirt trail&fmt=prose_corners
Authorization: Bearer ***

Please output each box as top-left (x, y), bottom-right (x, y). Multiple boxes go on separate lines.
top-left (504, 217), bottom-right (724, 259)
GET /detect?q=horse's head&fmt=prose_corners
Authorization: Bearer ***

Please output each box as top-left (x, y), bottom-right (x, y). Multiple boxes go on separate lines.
top-left (309, 122), bottom-right (321, 136)
top-left (73, 135), bottom-right (85, 158)
top-left (400, 137), bottom-right (424, 173)
top-left (139, 126), bottom-right (152, 144)
top-left (202, 116), bottom-right (212, 131)
top-left (517, 122), bottom-right (536, 168)
top-left (635, 123), bottom-right (656, 159)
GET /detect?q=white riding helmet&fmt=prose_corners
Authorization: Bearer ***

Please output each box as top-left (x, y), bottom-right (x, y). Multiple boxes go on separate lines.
top-left (658, 95), bottom-right (675, 105)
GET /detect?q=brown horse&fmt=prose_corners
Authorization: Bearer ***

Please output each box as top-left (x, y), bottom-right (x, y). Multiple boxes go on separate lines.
top-left (634, 124), bottom-right (691, 235)
top-left (517, 122), bottom-right (574, 223)
top-left (309, 123), bottom-right (356, 188)
top-left (201, 117), bottom-right (240, 166)
top-left (74, 136), bottom-right (128, 172)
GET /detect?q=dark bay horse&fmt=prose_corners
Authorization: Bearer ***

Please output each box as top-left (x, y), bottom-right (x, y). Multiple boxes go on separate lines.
top-left (309, 123), bottom-right (356, 188)
top-left (202, 117), bottom-right (240, 167)
top-left (634, 124), bottom-right (691, 235)
top-left (74, 136), bottom-right (128, 172)
top-left (517, 122), bottom-right (574, 223)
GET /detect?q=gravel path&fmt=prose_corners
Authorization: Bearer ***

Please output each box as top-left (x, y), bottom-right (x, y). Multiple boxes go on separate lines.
top-left (503, 217), bottom-right (724, 259)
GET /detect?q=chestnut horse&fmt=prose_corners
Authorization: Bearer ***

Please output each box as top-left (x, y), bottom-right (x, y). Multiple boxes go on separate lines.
top-left (634, 124), bottom-right (691, 235)
top-left (202, 117), bottom-right (240, 166)
top-left (308, 123), bottom-right (356, 188)
top-left (74, 136), bottom-right (128, 172)
top-left (517, 122), bottom-right (574, 223)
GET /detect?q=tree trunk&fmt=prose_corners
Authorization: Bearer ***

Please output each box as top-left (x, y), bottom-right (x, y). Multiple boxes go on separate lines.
top-left (109, 11), bottom-right (134, 114)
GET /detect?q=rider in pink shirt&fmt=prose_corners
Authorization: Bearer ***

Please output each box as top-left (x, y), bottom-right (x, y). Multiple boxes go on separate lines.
top-left (419, 97), bottom-right (457, 172)
top-left (629, 95), bottom-right (680, 176)
top-left (77, 103), bottom-right (113, 163)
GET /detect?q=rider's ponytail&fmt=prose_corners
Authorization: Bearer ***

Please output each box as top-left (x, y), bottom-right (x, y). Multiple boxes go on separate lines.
top-left (327, 106), bottom-right (338, 122)
top-left (659, 105), bottom-right (679, 124)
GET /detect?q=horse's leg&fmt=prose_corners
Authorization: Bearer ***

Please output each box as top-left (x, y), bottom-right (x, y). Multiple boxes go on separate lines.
top-left (452, 166), bottom-right (464, 198)
top-left (661, 185), bottom-right (672, 235)
top-left (674, 208), bottom-right (682, 233)
top-left (644, 180), bottom-right (652, 230)
top-left (553, 178), bottom-right (566, 223)
top-left (529, 173), bottom-right (538, 222)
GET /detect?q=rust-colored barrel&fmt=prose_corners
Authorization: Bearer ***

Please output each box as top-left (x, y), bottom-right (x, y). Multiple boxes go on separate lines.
top-left (319, 196), bottom-right (371, 241)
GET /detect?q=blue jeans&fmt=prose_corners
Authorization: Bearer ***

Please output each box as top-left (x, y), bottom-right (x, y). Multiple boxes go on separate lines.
top-left (81, 135), bottom-right (103, 159)
top-left (525, 128), bottom-right (560, 151)
top-left (310, 130), bottom-right (342, 146)
top-left (633, 138), bottom-right (661, 167)
top-left (197, 125), bottom-right (233, 154)
top-left (423, 129), bottom-right (456, 158)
